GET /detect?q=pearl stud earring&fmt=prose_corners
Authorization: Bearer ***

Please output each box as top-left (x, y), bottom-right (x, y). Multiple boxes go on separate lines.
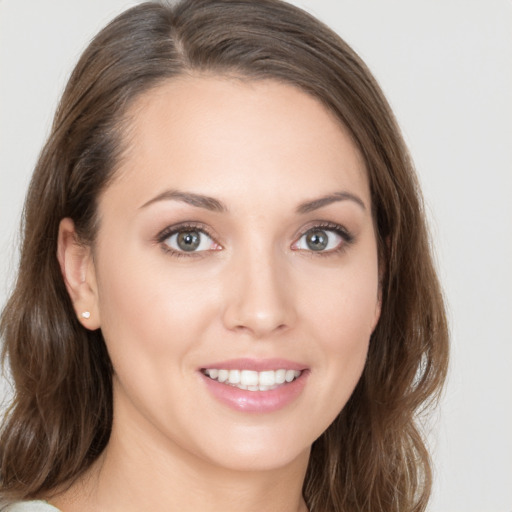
top-left (81, 311), bottom-right (91, 319)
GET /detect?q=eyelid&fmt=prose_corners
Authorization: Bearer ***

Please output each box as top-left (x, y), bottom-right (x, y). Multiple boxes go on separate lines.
top-left (155, 222), bottom-right (222, 257)
top-left (154, 220), bottom-right (354, 258)
top-left (291, 221), bottom-right (354, 254)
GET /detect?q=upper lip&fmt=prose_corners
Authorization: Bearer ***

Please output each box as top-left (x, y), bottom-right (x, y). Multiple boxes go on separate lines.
top-left (200, 358), bottom-right (306, 372)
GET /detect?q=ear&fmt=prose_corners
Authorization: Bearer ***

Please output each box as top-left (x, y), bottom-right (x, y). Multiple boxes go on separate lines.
top-left (57, 218), bottom-right (101, 330)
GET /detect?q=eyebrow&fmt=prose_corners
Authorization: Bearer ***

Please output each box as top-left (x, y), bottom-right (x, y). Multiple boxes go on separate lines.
top-left (140, 190), bottom-right (227, 212)
top-left (140, 189), bottom-right (366, 214)
top-left (296, 192), bottom-right (366, 214)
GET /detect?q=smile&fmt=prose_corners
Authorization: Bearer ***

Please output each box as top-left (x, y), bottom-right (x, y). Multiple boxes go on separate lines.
top-left (202, 368), bottom-right (302, 391)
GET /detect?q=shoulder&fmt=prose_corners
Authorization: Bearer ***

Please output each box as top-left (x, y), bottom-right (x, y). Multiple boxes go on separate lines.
top-left (0, 502), bottom-right (61, 512)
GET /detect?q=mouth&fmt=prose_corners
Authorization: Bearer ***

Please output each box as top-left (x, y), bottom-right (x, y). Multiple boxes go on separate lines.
top-left (201, 368), bottom-right (302, 391)
top-left (200, 360), bottom-right (309, 412)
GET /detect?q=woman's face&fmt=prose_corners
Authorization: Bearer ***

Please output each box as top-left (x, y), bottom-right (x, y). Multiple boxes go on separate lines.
top-left (88, 76), bottom-right (381, 472)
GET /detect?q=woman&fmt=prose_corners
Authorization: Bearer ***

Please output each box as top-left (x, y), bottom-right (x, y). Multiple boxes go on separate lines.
top-left (0, 1), bottom-right (449, 511)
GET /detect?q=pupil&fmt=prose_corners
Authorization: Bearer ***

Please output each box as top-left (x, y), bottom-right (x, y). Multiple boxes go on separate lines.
top-left (306, 230), bottom-right (328, 251)
top-left (177, 231), bottom-right (200, 251)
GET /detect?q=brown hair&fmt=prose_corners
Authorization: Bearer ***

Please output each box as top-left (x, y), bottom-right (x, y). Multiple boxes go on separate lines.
top-left (0, 1), bottom-right (449, 510)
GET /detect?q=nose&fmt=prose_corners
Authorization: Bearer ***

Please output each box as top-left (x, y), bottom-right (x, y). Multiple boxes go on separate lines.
top-left (222, 246), bottom-right (296, 338)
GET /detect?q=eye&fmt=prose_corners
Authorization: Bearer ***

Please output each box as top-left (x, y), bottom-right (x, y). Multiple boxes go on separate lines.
top-left (292, 224), bottom-right (352, 253)
top-left (159, 226), bottom-right (221, 254)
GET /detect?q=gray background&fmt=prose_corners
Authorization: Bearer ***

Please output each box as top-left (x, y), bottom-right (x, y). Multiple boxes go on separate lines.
top-left (1, 1), bottom-right (511, 510)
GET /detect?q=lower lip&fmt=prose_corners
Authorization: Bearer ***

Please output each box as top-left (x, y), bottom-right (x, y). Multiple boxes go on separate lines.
top-left (201, 372), bottom-right (308, 413)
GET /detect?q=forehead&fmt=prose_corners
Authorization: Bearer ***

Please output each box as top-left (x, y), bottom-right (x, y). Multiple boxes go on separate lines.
top-left (107, 75), bottom-right (369, 210)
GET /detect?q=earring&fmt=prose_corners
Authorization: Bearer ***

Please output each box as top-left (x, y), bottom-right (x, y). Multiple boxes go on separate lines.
top-left (81, 311), bottom-right (91, 319)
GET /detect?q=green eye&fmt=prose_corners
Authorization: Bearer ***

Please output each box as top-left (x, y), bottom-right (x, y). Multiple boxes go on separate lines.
top-left (176, 231), bottom-right (201, 251)
top-left (163, 229), bottom-right (217, 253)
top-left (304, 230), bottom-right (329, 251)
top-left (294, 226), bottom-right (348, 253)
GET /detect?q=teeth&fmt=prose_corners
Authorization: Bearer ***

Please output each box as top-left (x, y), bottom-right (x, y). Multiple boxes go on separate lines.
top-left (285, 369), bottom-right (296, 382)
top-left (228, 369), bottom-right (240, 384)
top-left (203, 368), bottom-right (302, 391)
top-left (258, 370), bottom-right (273, 386)
top-left (275, 369), bottom-right (286, 384)
top-left (217, 369), bottom-right (229, 383)
top-left (240, 370), bottom-right (259, 386)
top-left (208, 369), bottom-right (219, 379)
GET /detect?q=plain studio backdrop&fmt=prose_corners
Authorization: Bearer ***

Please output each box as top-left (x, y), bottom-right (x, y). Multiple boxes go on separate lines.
top-left (0, 1), bottom-right (511, 511)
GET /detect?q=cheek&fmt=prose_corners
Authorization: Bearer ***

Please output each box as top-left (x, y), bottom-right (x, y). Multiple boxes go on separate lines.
top-left (301, 256), bottom-right (380, 344)
top-left (93, 248), bottom-right (221, 436)
top-left (94, 241), bottom-right (217, 370)
top-left (297, 247), bottom-right (379, 405)
top-left (313, 274), bottom-right (376, 374)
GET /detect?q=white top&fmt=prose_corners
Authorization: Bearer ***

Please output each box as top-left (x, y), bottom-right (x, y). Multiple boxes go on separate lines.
top-left (0, 502), bottom-right (61, 512)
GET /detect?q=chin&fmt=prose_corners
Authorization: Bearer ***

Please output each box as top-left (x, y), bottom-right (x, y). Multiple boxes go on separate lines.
top-left (188, 424), bottom-right (314, 474)
top-left (208, 446), bottom-right (311, 474)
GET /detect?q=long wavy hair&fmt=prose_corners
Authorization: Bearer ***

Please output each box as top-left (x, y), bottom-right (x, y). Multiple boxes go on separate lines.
top-left (0, 1), bottom-right (449, 510)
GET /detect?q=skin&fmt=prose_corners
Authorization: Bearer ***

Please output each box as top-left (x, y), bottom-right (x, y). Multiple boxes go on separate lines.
top-left (56, 76), bottom-right (381, 512)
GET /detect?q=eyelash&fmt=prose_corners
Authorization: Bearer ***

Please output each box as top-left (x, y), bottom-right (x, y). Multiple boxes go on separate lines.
top-left (155, 221), bottom-right (354, 259)
top-left (156, 222), bottom-right (218, 259)
top-left (295, 222), bottom-right (355, 257)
